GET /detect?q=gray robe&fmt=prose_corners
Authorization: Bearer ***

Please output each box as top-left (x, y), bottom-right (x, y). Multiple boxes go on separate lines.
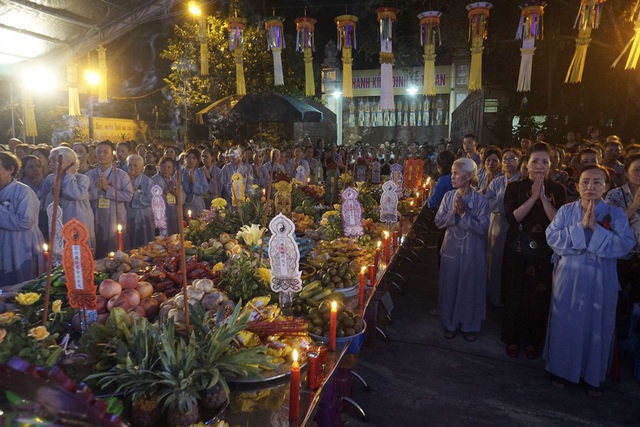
top-left (181, 166), bottom-right (208, 217)
top-left (86, 165), bottom-right (133, 258)
top-left (126, 174), bottom-right (155, 249)
top-left (435, 189), bottom-right (489, 332)
top-left (40, 172), bottom-right (95, 249)
top-left (0, 180), bottom-right (45, 286)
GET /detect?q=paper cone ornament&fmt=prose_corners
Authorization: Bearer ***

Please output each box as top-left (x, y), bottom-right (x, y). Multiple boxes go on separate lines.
top-left (22, 89), bottom-right (37, 137)
top-left (266, 17), bottom-right (285, 86)
top-left (335, 14), bottom-right (358, 98)
top-left (198, 14), bottom-right (209, 76)
top-left (376, 7), bottom-right (398, 111)
top-left (418, 11), bottom-right (442, 96)
top-left (295, 16), bottom-right (316, 97)
top-left (565, 0), bottom-right (606, 84)
top-left (612, 0), bottom-right (640, 70)
top-left (97, 45), bottom-right (107, 103)
top-left (515, 2), bottom-right (545, 92)
top-left (466, 2), bottom-right (493, 92)
top-left (227, 16), bottom-right (247, 95)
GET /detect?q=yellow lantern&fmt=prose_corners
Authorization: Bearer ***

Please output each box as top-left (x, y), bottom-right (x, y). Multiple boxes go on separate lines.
top-left (466, 2), bottom-right (493, 92)
top-left (335, 14), bottom-right (358, 98)
top-left (515, 2), bottom-right (546, 92)
top-left (226, 15), bottom-right (247, 95)
top-left (418, 11), bottom-right (442, 96)
top-left (612, 1), bottom-right (640, 70)
top-left (294, 16), bottom-right (316, 97)
top-left (565, 0), bottom-right (607, 83)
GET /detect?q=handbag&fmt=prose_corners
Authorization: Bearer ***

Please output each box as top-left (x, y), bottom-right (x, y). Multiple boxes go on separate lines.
top-left (508, 223), bottom-right (551, 260)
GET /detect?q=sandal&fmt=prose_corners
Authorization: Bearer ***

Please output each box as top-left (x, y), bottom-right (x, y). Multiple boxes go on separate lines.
top-left (463, 332), bottom-right (477, 342)
top-left (443, 330), bottom-right (457, 339)
top-left (525, 345), bottom-right (538, 360)
top-left (505, 344), bottom-right (519, 358)
top-left (551, 376), bottom-right (566, 390)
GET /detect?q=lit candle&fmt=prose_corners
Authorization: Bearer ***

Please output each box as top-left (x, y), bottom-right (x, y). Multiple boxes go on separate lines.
top-left (43, 243), bottom-right (49, 264)
top-left (383, 231), bottom-right (390, 264)
top-left (329, 301), bottom-right (338, 351)
top-left (393, 231), bottom-right (398, 252)
top-left (374, 241), bottom-right (381, 274)
top-left (289, 349), bottom-right (300, 421)
top-left (117, 224), bottom-right (123, 252)
top-left (262, 188), bottom-right (266, 197)
top-left (409, 201), bottom-right (415, 223)
top-left (358, 266), bottom-right (366, 306)
top-left (368, 264), bottom-right (375, 287)
top-left (187, 209), bottom-right (192, 220)
top-left (108, 252), bottom-right (115, 259)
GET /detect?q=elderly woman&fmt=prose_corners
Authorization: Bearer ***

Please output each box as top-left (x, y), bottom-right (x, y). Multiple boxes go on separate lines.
top-left (502, 142), bottom-right (567, 359)
top-left (125, 154), bottom-right (155, 249)
top-left (434, 158), bottom-right (490, 342)
top-left (0, 152), bottom-right (45, 286)
top-left (40, 146), bottom-right (95, 248)
top-left (265, 148), bottom-right (286, 177)
top-left (86, 140), bottom-right (133, 258)
top-left (181, 148), bottom-right (208, 217)
top-left (152, 157), bottom-right (179, 236)
top-left (545, 165), bottom-right (635, 396)
top-left (485, 148), bottom-right (521, 307)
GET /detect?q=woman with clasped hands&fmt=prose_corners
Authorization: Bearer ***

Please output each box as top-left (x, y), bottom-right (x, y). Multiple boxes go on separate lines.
top-left (502, 142), bottom-right (567, 360)
top-left (544, 165), bottom-right (635, 396)
top-left (435, 158), bottom-right (490, 342)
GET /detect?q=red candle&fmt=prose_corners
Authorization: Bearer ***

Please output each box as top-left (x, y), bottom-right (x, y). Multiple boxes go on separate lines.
top-left (383, 231), bottom-right (390, 264)
top-left (358, 267), bottom-right (366, 306)
top-left (289, 349), bottom-right (300, 421)
top-left (43, 243), bottom-right (49, 264)
top-left (409, 201), bottom-right (415, 223)
top-left (187, 209), bottom-right (192, 220)
top-left (393, 231), bottom-right (398, 252)
top-left (374, 242), bottom-right (381, 274)
top-left (368, 264), bottom-right (375, 288)
top-left (117, 224), bottom-right (123, 252)
top-left (329, 301), bottom-right (338, 351)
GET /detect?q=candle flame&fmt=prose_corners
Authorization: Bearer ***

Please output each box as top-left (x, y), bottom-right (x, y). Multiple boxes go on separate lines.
top-left (377, 240), bottom-right (382, 248)
top-left (361, 266), bottom-right (367, 273)
top-left (383, 231), bottom-right (389, 238)
top-left (117, 224), bottom-right (122, 232)
top-left (331, 301), bottom-right (337, 311)
top-left (108, 252), bottom-right (115, 258)
top-left (43, 243), bottom-right (48, 252)
top-left (292, 349), bottom-right (298, 362)
top-left (188, 209), bottom-right (192, 217)
top-left (410, 201), bottom-right (414, 206)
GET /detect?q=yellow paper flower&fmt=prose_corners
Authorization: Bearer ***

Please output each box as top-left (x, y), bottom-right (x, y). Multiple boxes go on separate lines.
top-left (15, 292), bottom-right (40, 306)
top-left (52, 300), bottom-right (62, 314)
top-left (0, 312), bottom-right (16, 325)
top-left (237, 224), bottom-right (265, 247)
top-left (28, 326), bottom-right (49, 341)
top-left (256, 268), bottom-right (271, 285)
top-left (211, 198), bottom-right (227, 209)
top-left (333, 204), bottom-right (341, 210)
top-left (212, 262), bottom-right (225, 273)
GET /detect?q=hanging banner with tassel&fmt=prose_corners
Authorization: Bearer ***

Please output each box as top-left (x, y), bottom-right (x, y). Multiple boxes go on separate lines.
top-left (227, 16), bottom-right (247, 95)
top-left (466, 2), bottom-right (493, 92)
top-left (97, 45), bottom-right (107, 103)
top-left (198, 14), bottom-right (209, 76)
top-left (418, 11), bottom-right (442, 96)
top-left (612, 0), bottom-right (640, 70)
top-left (376, 7), bottom-right (398, 111)
top-left (294, 16), bottom-right (316, 97)
top-left (265, 16), bottom-right (285, 86)
top-left (515, 2), bottom-right (546, 92)
top-left (67, 61), bottom-right (81, 117)
top-left (565, 0), bottom-right (606, 83)
top-left (335, 14), bottom-right (358, 98)
top-left (22, 89), bottom-right (37, 137)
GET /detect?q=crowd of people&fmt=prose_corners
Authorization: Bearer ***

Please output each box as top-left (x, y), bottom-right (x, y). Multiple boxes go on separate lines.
top-left (1, 128), bottom-right (639, 396)
top-left (431, 129), bottom-right (639, 397)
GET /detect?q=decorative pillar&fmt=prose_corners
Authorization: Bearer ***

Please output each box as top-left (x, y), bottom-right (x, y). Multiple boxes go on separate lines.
top-left (466, 2), bottom-right (493, 92)
top-left (565, 0), bottom-right (606, 83)
top-left (226, 16), bottom-right (247, 95)
top-left (376, 7), bottom-right (398, 111)
top-left (295, 15), bottom-right (316, 97)
top-left (418, 11), bottom-right (442, 96)
top-left (335, 15), bottom-right (358, 98)
top-left (265, 16), bottom-right (285, 86)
